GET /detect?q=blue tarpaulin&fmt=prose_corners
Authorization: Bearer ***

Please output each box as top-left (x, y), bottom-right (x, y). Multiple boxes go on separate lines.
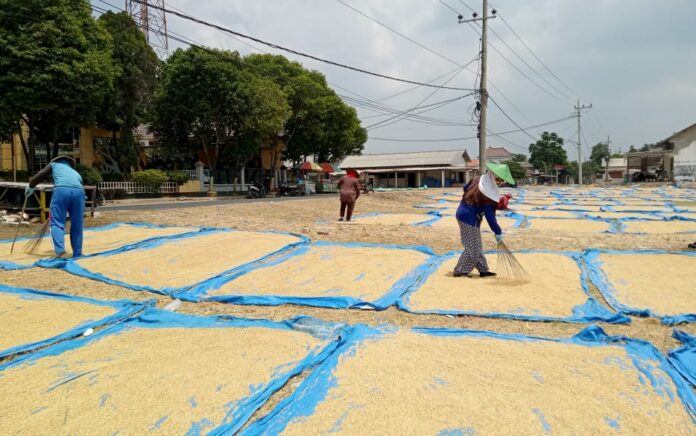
top-left (669, 330), bottom-right (696, 387)
top-left (242, 324), bottom-right (696, 434)
top-left (62, 229), bottom-right (310, 296)
top-left (0, 308), bottom-right (347, 435)
top-left (182, 241), bottom-right (436, 310)
top-left (0, 222), bottom-right (204, 270)
top-left (0, 284), bottom-right (146, 360)
top-left (397, 249), bottom-right (629, 324)
top-left (585, 249), bottom-right (696, 325)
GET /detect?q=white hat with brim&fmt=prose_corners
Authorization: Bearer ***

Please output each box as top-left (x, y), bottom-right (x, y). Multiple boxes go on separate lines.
top-left (478, 172), bottom-right (499, 202)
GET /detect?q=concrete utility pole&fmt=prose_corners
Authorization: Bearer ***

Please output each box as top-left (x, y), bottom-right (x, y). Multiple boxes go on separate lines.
top-left (458, 2), bottom-right (496, 175)
top-left (604, 135), bottom-right (612, 181)
top-left (574, 99), bottom-right (592, 185)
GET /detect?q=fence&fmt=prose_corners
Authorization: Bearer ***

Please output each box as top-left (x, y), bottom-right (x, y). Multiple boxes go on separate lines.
top-left (98, 181), bottom-right (179, 194)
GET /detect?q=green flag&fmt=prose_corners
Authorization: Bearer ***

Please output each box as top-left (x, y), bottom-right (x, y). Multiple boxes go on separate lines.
top-left (486, 162), bottom-right (516, 185)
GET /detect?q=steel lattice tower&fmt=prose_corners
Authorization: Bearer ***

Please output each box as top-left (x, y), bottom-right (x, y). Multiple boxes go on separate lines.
top-left (125, 0), bottom-right (169, 58)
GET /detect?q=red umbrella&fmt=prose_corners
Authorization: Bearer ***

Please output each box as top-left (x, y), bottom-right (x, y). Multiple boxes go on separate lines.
top-left (297, 162), bottom-right (323, 172)
top-left (319, 162), bottom-right (337, 173)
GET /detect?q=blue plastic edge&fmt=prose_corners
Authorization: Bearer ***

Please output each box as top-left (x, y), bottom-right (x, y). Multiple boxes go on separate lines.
top-left (396, 249), bottom-right (629, 324)
top-left (584, 249), bottom-right (696, 325)
top-left (0, 222), bottom-right (206, 270)
top-left (62, 229), bottom-right (310, 296)
top-left (0, 283), bottom-right (148, 360)
top-left (243, 324), bottom-right (696, 433)
top-left (0, 307), bottom-right (347, 435)
top-left (186, 240), bottom-right (436, 310)
top-left (668, 330), bottom-right (696, 388)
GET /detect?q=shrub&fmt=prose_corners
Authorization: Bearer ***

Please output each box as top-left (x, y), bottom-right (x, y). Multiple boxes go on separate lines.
top-left (76, 164), bottom-right (103, 185)
top-left (166, 170), bottom-right (189, 184)
top-left (131, 169), bottom-right (168, 188)
top-left (100, 172), bottom-right (124, 182)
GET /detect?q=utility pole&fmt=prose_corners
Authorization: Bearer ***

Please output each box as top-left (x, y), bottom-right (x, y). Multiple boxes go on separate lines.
top-left (458, 2), bottom-right (496, 175)
top-left (604, 135), bottom-right (612, 181)
top-left (574, 99), bottom-right (592, 185)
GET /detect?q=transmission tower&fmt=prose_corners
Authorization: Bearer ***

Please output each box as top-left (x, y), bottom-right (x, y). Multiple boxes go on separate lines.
top-left (125, 0), bottom-right (169, 58)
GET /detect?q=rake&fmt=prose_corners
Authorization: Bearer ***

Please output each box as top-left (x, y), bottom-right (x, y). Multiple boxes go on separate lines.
top-left (496, 240), bottom-right (529, 285)
top-left (23, 217), bottom-right (50, 255)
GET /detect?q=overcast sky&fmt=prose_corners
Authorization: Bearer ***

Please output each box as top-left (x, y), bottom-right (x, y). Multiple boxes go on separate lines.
top-left (96, 0), bottom-right (696, 160)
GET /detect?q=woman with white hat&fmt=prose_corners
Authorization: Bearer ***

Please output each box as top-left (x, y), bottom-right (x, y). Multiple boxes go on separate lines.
top-left (453, 171), bottom-right (503, 277)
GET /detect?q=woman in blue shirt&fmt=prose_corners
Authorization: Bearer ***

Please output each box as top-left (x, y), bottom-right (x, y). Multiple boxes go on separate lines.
top-left (27, 156), bottom-right (85, 258)
top-left (454, 172), bottom-right (503, 277)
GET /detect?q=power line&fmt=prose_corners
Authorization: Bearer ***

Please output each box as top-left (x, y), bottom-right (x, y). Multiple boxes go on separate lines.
top-left (488, 95), bottom-right (537, 141)
top-left (369, 114), bottom-right (575, 142)
top-left (335, 0), bottom-right (465, 68)
top-left (125, 0), bottom-right (475, 91)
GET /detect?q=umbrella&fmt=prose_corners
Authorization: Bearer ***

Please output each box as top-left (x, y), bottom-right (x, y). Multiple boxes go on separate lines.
top-left (297, 161), bottom-right (323, 172)
top-left (486, 162), bottom-right (515, 185)
top-left (320, 162), bottom-right (339, 173)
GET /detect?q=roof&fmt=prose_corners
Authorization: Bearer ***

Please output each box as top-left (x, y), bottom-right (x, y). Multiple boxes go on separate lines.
top-left (339, 149), bottom-right (469, 170)
top-left (483, 146), bottom-right (513, 159)
top-left (659, 121), bottom-right (696, 144)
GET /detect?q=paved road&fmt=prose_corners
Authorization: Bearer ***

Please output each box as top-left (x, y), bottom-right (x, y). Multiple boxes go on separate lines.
top-left (99, 194), bottom-right (322, 211)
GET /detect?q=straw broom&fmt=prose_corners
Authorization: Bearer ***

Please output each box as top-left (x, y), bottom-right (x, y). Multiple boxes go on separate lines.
top-left (23, 215), bottom-right (50, 255)
top-left (496, 240), bottom-right (529, 284)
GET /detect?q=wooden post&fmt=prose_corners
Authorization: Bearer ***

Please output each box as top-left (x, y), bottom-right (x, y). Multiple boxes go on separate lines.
top-left (39, 191), bottom-right (47, 223)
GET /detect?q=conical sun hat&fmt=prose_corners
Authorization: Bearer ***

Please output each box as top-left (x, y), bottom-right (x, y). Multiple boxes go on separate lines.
top-left (478, 172), bottom-right (499, 202)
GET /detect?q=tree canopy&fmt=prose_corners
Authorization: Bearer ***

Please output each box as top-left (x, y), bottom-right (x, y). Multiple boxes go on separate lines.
top-left (589, 142), bottom-right (610, 167)
top-left (528, 132), bottom-right (567, 174)
top-left (0, 0), bottom-right (114, 172)
top-left (97, 11), bottom-right (159, 175)
top-left (149, 47), bottom-right (290, 180)
top-left (503, 159), bottom-right (527, 181)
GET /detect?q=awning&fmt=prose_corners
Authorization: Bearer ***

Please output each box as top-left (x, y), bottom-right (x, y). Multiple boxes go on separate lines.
top-left (356, 166), bottom-right (473, 173)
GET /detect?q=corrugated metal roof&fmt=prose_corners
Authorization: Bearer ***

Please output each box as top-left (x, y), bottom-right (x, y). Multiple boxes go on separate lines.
top-left (340, 150), bottom-right (468, 169)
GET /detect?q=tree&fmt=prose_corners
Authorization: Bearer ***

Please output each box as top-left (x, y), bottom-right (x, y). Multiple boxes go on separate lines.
top-left (589, 142), bottom-right (610, 167)
top-left (640, 143), bottom-right (653, 152)
top-left (244, 54), bottom-right (366, 165)
top-left (628, 145), bottom-right (637, 153)
top-left (528, 132), bottom-right (567, 174)
top-left (610, 152), bottom-right (623, 158)
top-left (149, 47), bottom-right (289, 186)
top-left (566, 161), bottom-right (599, 183)
top-left (503, 159), bottom-right (527, 181)
top-left (0, 0), bottom-right (114, 173)
top-left (510, 153), bottom-right (527, 163)
top-left (97, 11), bottom-right (159, 176)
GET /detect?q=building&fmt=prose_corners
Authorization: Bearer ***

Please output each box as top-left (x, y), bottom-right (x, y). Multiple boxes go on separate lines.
top-left (658, 122), bottom-right (696, 181)
top-left (600, 158), bottom-right (628, 181)
top-left (339, 149), bottom-right (478, 188)
top-left (481, 146), bottom-right (513, 163)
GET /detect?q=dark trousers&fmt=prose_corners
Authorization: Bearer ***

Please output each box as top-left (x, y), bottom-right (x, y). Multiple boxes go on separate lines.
top-left (340, 200), bottom-right (355, 221)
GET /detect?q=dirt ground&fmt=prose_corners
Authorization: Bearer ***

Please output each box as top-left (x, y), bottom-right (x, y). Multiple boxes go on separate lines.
top-left (1, 188), bottom-right (695, 354)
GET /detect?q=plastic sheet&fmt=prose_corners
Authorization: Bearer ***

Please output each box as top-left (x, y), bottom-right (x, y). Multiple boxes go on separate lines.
top-left (63, 229), bottom-right (309, 295)
top-left (397, 250), bottom-right (628, 324)
top-left (669, 330), bottom-right (696, 387)
top-left (585, 249), bottom-right (696, 325)
top-left (0, 308), bottom-right (346, 435)
top-left (0, 284), bottom-right (145, 360)
top-left (243, 325), bottom-right (696, 434)
top-left (184, 241), bottom-right (436, 309)
top-left (0, 222), bottom-right (203, 270)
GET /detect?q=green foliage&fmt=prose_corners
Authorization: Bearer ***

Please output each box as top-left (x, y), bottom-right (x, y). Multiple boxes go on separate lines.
top-left (611, 152), bottom-right (624, 158)
top-left (131, 169), bottom-right (168, 187)
top-left (0, 0), bottom-right (115, 172)
top-left (640, 144), bottom-right (652, 152)
top-left (149, 48), bottom-right (289, 174)
top-left (628, 145), bottom-right (637, 153)
top-left (166, 170), bottom-right (189, 184)
top-left (76, 164), bottom-right (103, 185)
top-left (97, 11), bottom-right (159, 173)
top-left (503, 160), bottom-right (527, 181)
top-left (528, 132), bottom-right (568, 174)
top-left (100, 172), bottom-right (124, 182)
top-left (566, 161), bottom-right (600, 181)
top-left (510, 153), bottom-right (527, 163)
top-left (244, 53), bottom-right (366, 163)
top-left (589, 142), bottom-right (610, 166)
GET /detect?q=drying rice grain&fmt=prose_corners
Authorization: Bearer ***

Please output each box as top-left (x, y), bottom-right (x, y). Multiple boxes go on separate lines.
top-left (525, 219), bottom-right (610, 233)
top-left (351, 214), bottom-right (433, 226)
top-left (622, 220), bottom-right (696, 234)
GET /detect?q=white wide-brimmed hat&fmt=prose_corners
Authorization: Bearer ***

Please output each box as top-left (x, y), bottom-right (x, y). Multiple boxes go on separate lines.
top-left (478, 172), bottom-right (499, 202)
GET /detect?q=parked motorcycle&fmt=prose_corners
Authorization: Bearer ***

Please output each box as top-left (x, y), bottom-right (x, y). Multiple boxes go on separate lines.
top-left (276, 183), bottom-right (304, 197)
top-left (246, 182), bottom-right (267, 199)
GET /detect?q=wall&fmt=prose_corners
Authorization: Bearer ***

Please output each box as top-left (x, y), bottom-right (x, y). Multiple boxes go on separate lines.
top-left (673, 125), bottom-right (696, 181)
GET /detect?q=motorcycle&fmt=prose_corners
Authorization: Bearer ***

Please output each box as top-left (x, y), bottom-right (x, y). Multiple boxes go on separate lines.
top-left (276, 182), bottom-right (304, 197)
top-left (246, 182), bottom-right (267, 199)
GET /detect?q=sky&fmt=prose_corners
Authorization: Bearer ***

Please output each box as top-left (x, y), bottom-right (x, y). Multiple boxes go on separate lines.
top-left (94, 0), bottom-right (696, 161)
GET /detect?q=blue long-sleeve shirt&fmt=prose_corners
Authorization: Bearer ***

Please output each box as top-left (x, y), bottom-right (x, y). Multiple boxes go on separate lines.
top-left (455, 181), bottom-right (502, 235)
